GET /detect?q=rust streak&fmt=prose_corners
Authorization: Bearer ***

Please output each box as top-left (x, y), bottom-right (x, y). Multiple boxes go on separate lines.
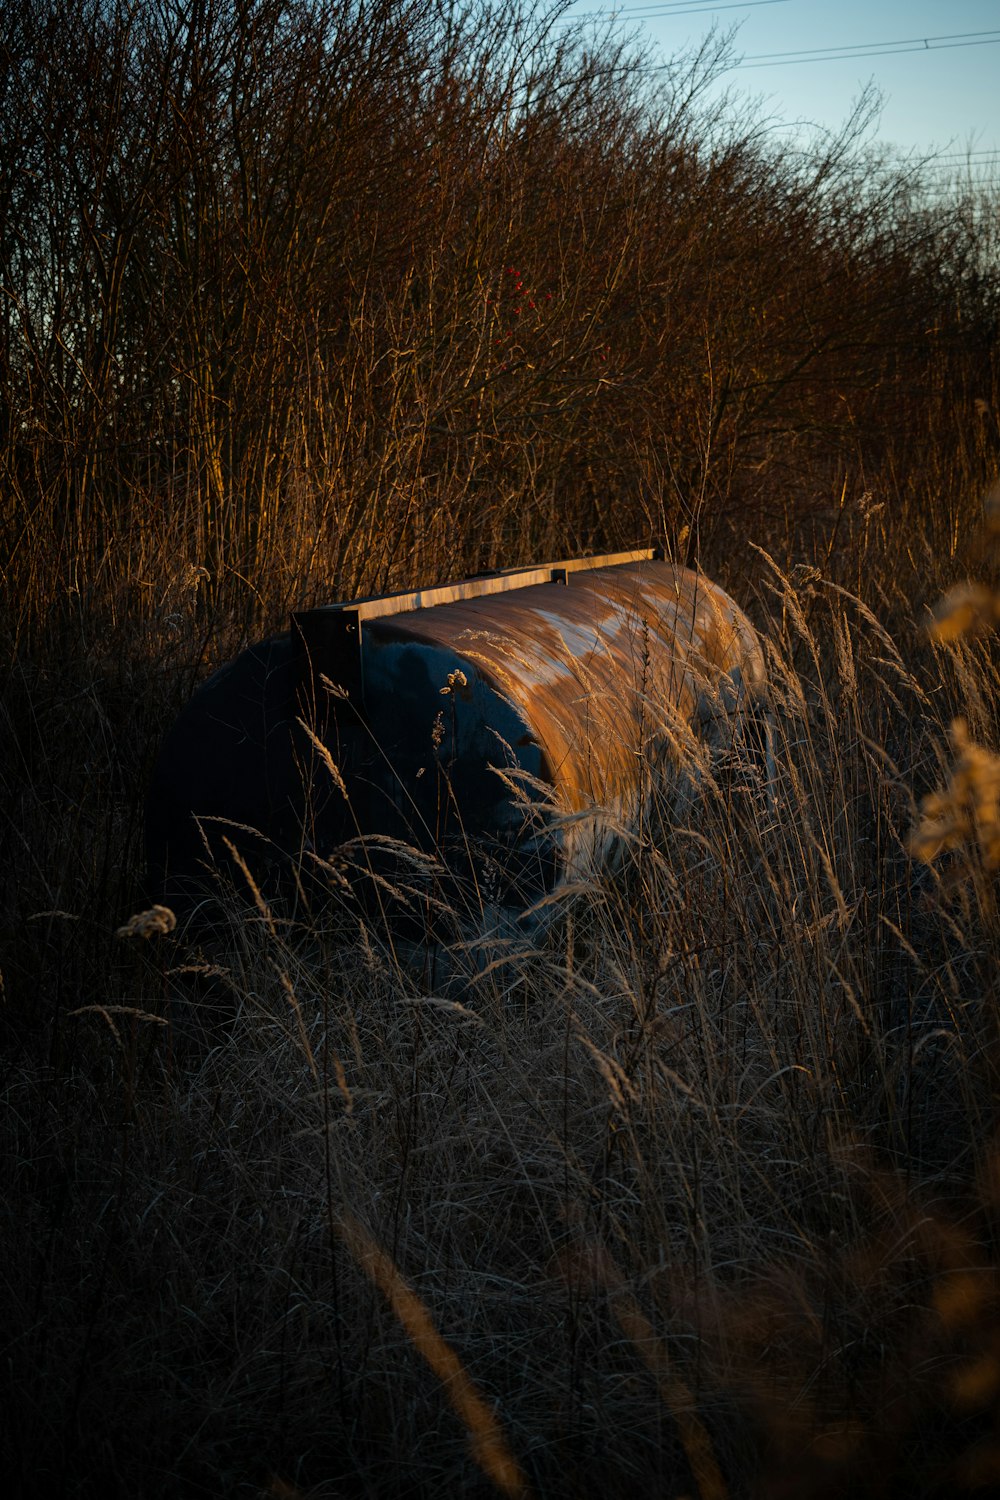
top-left (381, 562), bottom-right (764, 816)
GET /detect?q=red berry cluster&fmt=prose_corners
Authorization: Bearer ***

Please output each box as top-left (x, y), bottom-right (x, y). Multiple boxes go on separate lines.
top-left (484, 265), bottom-right (553, 372)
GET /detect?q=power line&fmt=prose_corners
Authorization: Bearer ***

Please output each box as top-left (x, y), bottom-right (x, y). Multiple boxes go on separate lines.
top-left (907, 164), bottom-right (1000, 175)
top-left (886, 155), bottom-right (1000, 170)
top-left (562, 1), bottom-right (789, 18)
top-left (906, 149), bottom-right (1000, 162)
top-left (743, 28), bottom-right (1000, 62)
top-left (737, 29), bottom-right (1000, 68)
top-left (562, 21), bottom-right (1000, 74)
top-left (781, 149), bottom-right (1000, 167)
top-left (561, 11), bottom-right (1000, 66)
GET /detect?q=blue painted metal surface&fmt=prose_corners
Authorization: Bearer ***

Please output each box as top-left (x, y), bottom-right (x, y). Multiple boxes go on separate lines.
top-left (146, 550), bottom-right (766, 922)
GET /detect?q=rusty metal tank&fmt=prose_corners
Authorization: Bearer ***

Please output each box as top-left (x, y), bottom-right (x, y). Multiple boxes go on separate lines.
top-left (145, 549), bottom-right (766, 924)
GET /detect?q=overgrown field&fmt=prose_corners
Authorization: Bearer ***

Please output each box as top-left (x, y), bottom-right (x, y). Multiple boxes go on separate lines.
top-left (3, 1), bottom-right (1000, 1495)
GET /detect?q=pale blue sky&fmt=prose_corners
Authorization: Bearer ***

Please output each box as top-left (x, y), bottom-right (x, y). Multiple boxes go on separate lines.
top-left (561, 1), bottom-right (999, 183)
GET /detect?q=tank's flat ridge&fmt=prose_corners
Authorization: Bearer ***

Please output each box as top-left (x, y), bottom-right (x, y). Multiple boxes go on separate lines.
top-left (295, 547), bottom-right (661, 625)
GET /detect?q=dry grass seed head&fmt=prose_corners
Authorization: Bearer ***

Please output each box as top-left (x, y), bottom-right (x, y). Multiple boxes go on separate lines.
top-left (910, 718), bottom-right (1000, 871)
top-left (116, 904), bottom-right (177, 939)
top-left (930, 583), bottom-right (1000, 644)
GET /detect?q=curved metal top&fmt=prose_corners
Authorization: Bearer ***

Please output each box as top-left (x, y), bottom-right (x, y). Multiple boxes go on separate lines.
top-left (376, 559), bottom-right (763, 814)
top-left (291, 557), bottom-right (763, 824)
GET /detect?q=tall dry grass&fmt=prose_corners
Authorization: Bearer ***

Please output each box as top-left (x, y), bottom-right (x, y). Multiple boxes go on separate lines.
top-left (2, 0), bottom-right (1000, 1495)
top-left (7, 548), bottom-right (1000, 1496)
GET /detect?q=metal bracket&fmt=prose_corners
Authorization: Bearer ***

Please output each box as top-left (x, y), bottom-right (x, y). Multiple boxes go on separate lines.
top-left (292, 606), bottom-right (364, 706)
